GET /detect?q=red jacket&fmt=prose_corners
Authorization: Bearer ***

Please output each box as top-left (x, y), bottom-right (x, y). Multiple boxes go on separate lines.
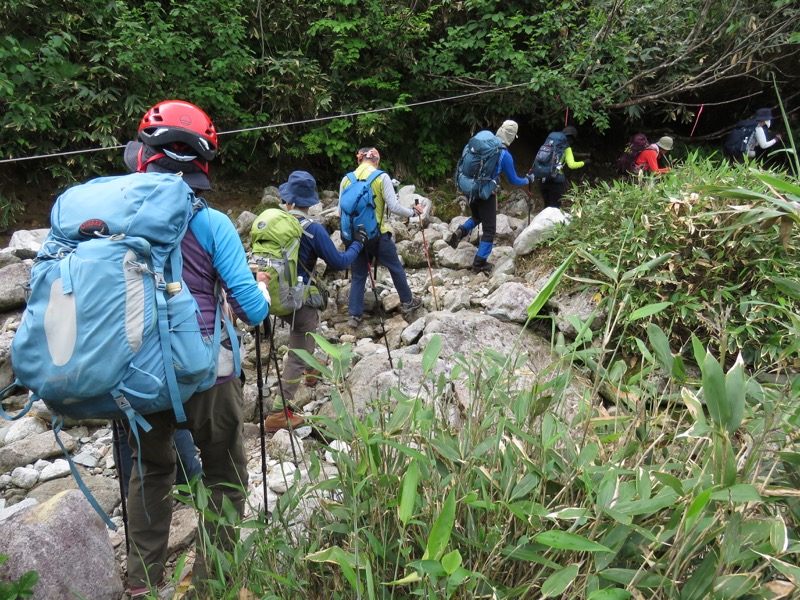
top-left (633, 144), bottom-right (670, 174)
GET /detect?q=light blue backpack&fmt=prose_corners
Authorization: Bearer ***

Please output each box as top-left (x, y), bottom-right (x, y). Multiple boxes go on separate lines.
top-left (0, 172), bottom-right (232, 524)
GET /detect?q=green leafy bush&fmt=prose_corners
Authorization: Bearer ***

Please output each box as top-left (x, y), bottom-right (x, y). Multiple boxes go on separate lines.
top-left (544, 153), bottom-right (799, 372)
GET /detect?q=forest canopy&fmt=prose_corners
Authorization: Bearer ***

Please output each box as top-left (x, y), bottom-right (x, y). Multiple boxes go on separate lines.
top-left (0, 0), bottom-right (798, 184)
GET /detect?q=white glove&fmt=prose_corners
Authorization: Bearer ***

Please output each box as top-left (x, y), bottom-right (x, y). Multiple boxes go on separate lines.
top-left (257, 280), bottom-right (271, 305)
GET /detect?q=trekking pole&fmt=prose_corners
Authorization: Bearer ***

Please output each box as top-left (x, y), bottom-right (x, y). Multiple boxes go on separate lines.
top-left (111, 420), bottom-right (130, 552)
top-left (265, 316), bottom-right (299, 464)
top-left (253, 320), bottom-right (269, 514)
top-left (359, 226), bottom-right (394, 369)
top-left (414, 200), bottom-right (439, 311)
top-left (526, 175), bottom-right (535, 225)
top-left (250, 267), bottom-right (270, 512)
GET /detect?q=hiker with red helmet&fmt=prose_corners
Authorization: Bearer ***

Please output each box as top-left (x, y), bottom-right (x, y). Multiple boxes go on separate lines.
top-left (122, 100), bottom-right (270, 597)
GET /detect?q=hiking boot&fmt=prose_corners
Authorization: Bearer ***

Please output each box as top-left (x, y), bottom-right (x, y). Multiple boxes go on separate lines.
top-left (304, 369), bottom-right (321, 387)
top-left (447, 226), bottom-right (467, 249)
top-left (347, 315), bottom-right (363, 328)
top-left (471, 257), bottom-right (493, 273)
top-left (264, 409), bottom-right (305, 433)
top-left (400, 296), bottom-right (422, 314)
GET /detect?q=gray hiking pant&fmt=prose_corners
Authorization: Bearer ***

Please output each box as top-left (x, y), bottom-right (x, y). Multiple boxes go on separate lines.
top-left (271, 304), bottom-right (319, 410)
top-left (125, 378), bottom-right (247, 589)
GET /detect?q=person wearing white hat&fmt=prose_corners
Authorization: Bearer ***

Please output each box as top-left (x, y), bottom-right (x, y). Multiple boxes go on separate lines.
top-left (448, 119), bottom-right (529, 273)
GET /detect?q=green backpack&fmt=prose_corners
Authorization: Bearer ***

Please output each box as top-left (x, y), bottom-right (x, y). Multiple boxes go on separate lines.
top-left (250, 208), bottom-right (315, 316)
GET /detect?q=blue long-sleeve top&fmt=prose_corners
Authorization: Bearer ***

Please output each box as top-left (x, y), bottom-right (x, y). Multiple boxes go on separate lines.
top-left (494, 148), bottom-right (529, 186)
top-left (296, 218), bottom-right (363, 282)
top-left (183, 207), bottom-right (269, 329)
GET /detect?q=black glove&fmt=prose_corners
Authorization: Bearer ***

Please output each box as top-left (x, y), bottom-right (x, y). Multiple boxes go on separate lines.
top-left (355, 225), bottom-right (369, 246)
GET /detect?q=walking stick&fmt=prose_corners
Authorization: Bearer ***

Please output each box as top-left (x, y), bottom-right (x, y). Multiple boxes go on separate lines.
top-left (265, 316), bottom-right (299, 464)
top-left (111, 420), bottom-right (130, 551)
top-left (253, 317), bottom-right (269, 513)
top-left (414, 200), bottom-right (439, 311)
top-left (250, 267), bottom-right (271, 511)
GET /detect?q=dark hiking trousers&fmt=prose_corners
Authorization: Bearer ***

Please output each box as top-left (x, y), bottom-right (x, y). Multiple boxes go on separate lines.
top-left (540, 179), bottom-right (567, 209)
top-left (125, 378), bottom-right (248, 589)
top-left (273, 303), bottom-right (320, 409)
top-left (463, 194), bottom-right (497, 259)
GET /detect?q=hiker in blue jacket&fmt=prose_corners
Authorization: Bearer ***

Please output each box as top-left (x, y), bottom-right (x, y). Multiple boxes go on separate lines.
top-left (260, 171), bottom-right (366, 432)
top-left (121, 100), bottom-right (270, 597)
top-left (448, 120), bottom-right (529, 272)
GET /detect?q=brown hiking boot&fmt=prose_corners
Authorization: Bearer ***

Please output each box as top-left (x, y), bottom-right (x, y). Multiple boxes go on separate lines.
top-left (264, 409), bottom-right (305, 433)
top-left (304, 369), bottom-right (321, 387)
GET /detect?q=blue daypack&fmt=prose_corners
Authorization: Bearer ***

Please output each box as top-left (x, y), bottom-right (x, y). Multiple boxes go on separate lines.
top-left (0, 172), bottom-right (230, 525)
top-left (531, 132), bottom-right (569, 182)
top-left (340, 169), bottom-right (383, 245)
top-left (455, 130), bottom-right (504, 202)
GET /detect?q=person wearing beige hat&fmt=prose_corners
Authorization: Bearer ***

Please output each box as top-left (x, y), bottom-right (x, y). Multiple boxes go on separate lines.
top-left (633, 135), bottom-right (673, 174)
top-left (448, 119), bottom-right (529, 273)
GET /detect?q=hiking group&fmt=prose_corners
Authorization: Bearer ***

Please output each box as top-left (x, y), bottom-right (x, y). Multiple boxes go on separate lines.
top-left (0, 98), bottom-right (788, 597)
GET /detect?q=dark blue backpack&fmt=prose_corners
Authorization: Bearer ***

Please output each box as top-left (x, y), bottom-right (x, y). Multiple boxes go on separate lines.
top-left (455, 130), bottom-right (504, 202)
top-left (723, 119), bottom-right (758, 157)
top-left (340, 169), bottom-right (383, 244)
top-left (531, 132), bottom-right (569, 182)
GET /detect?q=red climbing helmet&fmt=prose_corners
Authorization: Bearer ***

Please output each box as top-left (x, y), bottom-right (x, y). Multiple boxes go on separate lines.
top-left (137, 100), bottom-right (218, 161)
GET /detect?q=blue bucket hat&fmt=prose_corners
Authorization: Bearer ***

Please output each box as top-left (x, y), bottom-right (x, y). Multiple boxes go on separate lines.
top-left (279, 171), bottom-right (320, 208)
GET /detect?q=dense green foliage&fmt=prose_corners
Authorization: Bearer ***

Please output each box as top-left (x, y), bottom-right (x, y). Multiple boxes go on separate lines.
top-left (542, 153), bottom-right (799, 373)
top-left (1, 0), bottom-right (797, 191)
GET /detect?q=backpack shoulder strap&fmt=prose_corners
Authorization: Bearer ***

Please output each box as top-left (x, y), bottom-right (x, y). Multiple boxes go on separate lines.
top-left (346, 172), bottom-right (358, 184)
top-left (365, 169), bottom-right (384, 185)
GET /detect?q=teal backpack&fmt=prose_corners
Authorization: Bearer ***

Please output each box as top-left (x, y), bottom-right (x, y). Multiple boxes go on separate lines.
top-left (455, 130), bottom-right (504, 202)
top-left (0, 172), bottom-right (232, 526)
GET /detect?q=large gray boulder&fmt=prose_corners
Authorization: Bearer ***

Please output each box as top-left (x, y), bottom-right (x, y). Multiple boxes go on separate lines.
top-left (0, 489), bottom-right (124, 600)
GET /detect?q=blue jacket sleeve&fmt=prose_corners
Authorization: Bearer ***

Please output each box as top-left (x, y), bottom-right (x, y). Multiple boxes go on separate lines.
top-left (191, 208), bottom-right (269, 326)
top-left (302, 221), bottom-right (362, 274)
top-left (498, 149), bottom-right (529, 186)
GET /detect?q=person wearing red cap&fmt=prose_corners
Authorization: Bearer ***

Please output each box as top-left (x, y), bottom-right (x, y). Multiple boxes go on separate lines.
top-left (122, 100), bottom-right (270, 597)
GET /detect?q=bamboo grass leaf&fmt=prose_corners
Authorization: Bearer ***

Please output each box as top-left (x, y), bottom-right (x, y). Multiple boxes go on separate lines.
top-left (422, 489), bottom-right (456, 561)
top-left (702, 351), bottom-right (728, 429)
top-left (527, 251), bottom-right (576, 319)
top-left (398, 459), bottom-right (419, 526)
top-left (629, 302), bottom-right (672, 321)
top-left (541, 564), bottom-right (579, 597)
top-left (534, 531), bottom-right (611, 552)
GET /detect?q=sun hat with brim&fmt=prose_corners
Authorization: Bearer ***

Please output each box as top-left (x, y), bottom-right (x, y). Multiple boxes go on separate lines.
top-left (279, 171), bottom-right (320, 208)
top-left (495, 120), bottom-right (519, 146)
top-left (562, 126), bottom-right (578, 138)
top-left (123, 141), bottom-right (212, 191)
top-left (754, 108), bottom-right (773, 121)
top-left (656, 136), bottom-right (674, 151)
